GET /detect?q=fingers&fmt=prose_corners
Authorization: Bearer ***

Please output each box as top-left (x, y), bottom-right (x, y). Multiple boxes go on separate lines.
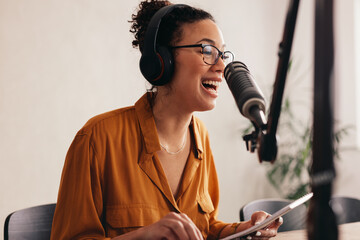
top-left (250, 211), bottom-right (270, 225)
top-left (245, 228), bottom-right (278, 239)
top-left (273, 216), bottom-right (283, 229)
top-left (158, 212), bottom-right (203, 240)
top-left (263, 216), bottom-right (283, 231)
top-left (245, 212), bottom-right (283, 239)
top-left (178, 213), bottom-right (204, 239)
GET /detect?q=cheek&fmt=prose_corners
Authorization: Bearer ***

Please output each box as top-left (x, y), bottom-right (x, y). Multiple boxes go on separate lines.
top-left (173, 52), bottom-right (205, 72)
top-left (171, 65), bottom-right (192, 84)
top-left (171, 54), bottom-right (209, 87)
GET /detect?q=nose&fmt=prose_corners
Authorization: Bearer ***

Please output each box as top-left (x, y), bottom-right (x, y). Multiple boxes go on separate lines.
top-left (211, 56), bottom-right (226, 74)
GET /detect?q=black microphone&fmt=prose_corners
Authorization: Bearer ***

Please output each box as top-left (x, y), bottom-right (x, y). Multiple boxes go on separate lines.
top-left (224, 61), bottom-right (267, 130)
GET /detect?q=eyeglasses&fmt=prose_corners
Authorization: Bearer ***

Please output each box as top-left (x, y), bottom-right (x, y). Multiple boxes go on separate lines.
top-left (171, 44), bottom-right (234, 65)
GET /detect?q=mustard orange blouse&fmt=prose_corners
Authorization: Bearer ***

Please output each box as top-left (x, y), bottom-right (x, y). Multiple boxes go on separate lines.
top-left (51, 93), bottom-right (227, 240)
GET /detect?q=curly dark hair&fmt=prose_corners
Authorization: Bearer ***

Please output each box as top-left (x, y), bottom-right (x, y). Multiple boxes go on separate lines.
top-left (129, 0), bottom-right (214, 53)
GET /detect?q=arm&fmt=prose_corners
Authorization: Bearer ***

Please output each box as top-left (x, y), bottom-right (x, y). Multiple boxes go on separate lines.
top-left (51, 133), bottom-right (108, 240)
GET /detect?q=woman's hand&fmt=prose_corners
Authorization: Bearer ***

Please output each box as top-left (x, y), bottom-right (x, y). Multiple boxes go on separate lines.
top-left (142, 212), bottom-right (203, 240)
top-left (241, 211), bottom-right (283, 240)
top-left (113, 212), bottom-right (203, 240)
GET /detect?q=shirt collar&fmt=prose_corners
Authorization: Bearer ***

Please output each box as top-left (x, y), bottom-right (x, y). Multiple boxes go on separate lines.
top-left (190, 115), bottom-right (204, 159)
top-left (135, 93), bottom-right (161, 154)
top-left (135, 92), bottom-right (203, 159)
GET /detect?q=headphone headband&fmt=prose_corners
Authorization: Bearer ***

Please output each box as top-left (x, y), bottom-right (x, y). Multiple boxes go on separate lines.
top-left (142, 4), bottom-right (187, 57)
top-left (140, 4), bottom-right (188, 86)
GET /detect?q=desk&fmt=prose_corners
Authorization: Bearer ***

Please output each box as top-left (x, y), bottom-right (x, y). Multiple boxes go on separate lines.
top-left (274, 222), bottom-right (360, 240)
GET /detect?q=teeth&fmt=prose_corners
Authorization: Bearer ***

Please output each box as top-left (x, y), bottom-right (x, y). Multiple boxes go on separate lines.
top-left (202, 80), bottom-right (220, 87)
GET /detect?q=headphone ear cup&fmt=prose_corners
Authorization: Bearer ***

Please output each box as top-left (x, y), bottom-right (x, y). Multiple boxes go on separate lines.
top-left (139, 53), bottom-right (162, 83)
top-left (139, 4), bottom-right (187, 86)
top-left (139, 46), bottom-right (173, 86)
top-left (154, 46), bottom-right (174, 86)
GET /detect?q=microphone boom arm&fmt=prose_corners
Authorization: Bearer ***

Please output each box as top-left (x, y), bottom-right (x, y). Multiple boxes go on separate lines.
top-left (243, 0), bottom-right (300, 162)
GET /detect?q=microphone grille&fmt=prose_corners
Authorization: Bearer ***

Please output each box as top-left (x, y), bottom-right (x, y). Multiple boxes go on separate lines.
top-left (225, 61), bottom-right (255, 92)
top-left (225, 61), bottom-right (250, 80)
top-left (224, 61), bottom-right (266, 117)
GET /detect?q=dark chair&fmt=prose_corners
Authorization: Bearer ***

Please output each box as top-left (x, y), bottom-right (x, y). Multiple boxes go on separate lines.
top-left (330, 196), bottom-right (360, 225)
top-left (4, 203), bottom-right (56, 240)
top-left (240, 198), bottom-right (307, 232)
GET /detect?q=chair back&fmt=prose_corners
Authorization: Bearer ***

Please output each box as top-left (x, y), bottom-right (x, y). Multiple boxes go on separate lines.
top-left (240, 198), bottom-right (307, 232)
top-left (4, 203), bottom-right (56, 240)
top-left (330, 196), bottom-right (360, 225)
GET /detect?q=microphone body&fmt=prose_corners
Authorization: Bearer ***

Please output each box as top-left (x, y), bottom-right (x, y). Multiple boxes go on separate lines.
top-left (224, 61), bottom-right (267, 130)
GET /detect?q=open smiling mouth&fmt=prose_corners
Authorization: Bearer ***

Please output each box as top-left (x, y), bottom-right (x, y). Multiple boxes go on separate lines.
top-left (202, 80), bottom-right (220, 93)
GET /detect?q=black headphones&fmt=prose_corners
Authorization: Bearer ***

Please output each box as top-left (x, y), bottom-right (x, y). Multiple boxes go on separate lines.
top-left (139, 4), bottom-right (188, 86)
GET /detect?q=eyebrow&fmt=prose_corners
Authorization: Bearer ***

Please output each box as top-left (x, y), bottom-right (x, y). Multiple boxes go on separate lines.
top-left (196, 38), bottom-right (226, 48)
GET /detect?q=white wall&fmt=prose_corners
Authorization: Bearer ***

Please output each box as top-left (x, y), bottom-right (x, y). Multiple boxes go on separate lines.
top-left (1, 0), bottom-right (359, 238)
top-left (333, 0), bottom-right (360, 200)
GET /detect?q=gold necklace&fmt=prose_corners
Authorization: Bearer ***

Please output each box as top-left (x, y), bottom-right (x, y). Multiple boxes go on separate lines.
top-left (160, 132), bottom-right (187, 155)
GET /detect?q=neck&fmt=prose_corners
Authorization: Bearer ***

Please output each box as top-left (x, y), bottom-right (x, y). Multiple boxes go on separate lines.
top-left (152, 92), bottom-right (192, 149)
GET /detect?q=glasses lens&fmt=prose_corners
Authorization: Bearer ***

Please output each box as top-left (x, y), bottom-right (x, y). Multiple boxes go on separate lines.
top-left (202, 45), bottom-right (234, 65)
top-left (223, 51), bottom-right (234, 65)
top-left (202, 45), bottom-right (218, 65)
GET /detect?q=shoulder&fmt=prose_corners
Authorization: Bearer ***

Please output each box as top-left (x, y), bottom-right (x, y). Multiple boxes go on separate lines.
top-left (77, 93), bottom-right (153, 136)
top-left (77, 106), bottom-right (136, 136)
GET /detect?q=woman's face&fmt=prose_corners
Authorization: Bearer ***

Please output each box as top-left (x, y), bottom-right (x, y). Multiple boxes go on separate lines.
top-left (161, 19), bottom-right (226, 113)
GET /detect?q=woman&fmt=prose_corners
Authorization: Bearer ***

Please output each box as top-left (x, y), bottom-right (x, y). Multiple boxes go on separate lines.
top-left (51, 1), bottom-right (282, 239)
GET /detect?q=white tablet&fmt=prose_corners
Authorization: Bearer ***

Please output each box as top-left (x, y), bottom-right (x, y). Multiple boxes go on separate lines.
top-left (220, 192), bottom-right (313, 240)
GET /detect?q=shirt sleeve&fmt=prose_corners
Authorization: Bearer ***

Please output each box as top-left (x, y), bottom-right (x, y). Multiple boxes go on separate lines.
top-left (51, 132), bottom-right (110, 240)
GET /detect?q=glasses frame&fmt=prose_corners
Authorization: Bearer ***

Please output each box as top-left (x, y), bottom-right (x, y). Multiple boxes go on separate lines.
top-left (171, 44), bottom-right (234, 65)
